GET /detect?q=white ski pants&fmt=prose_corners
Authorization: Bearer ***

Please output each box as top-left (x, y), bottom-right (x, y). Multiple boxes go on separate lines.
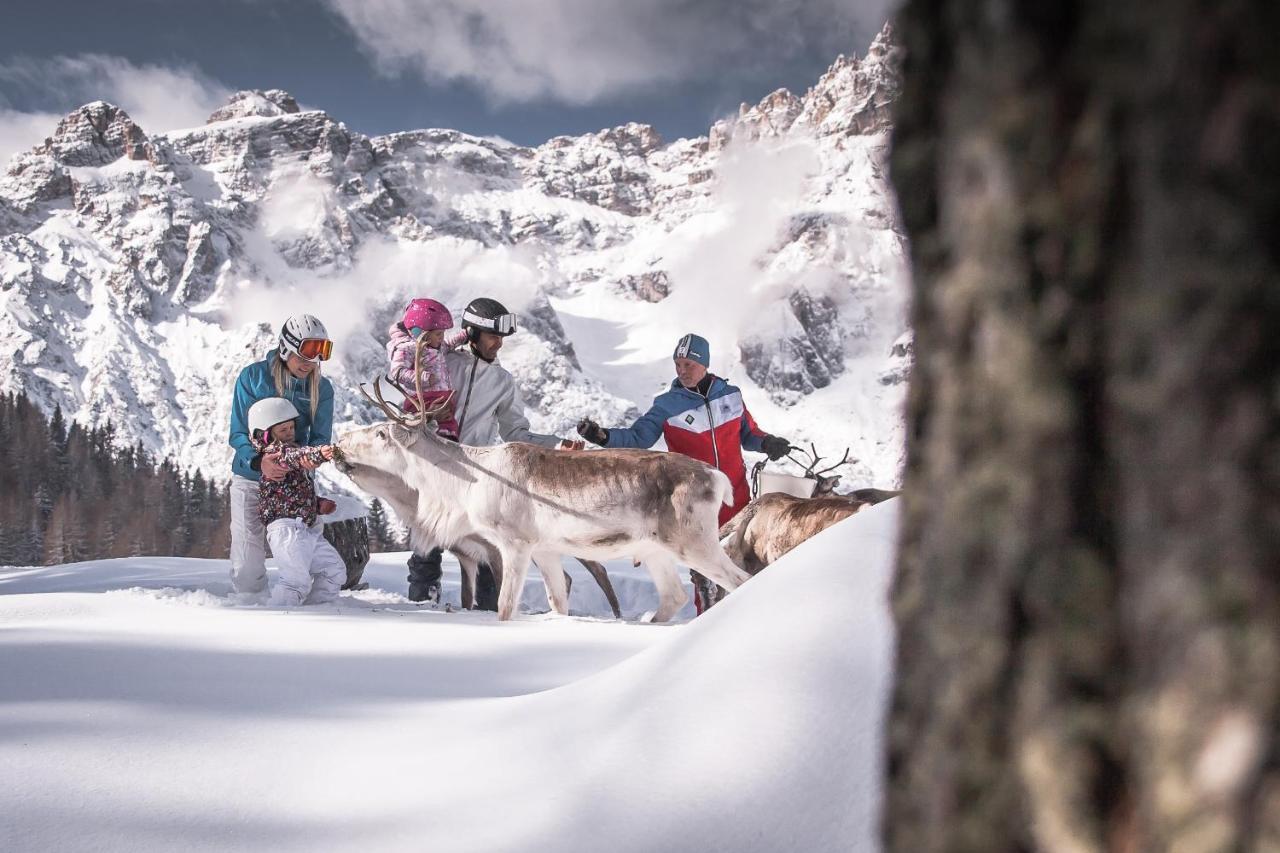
top-left (229, 475), bottom-right (267, 594)
top-left (267, 519), bottom-right (346, 607)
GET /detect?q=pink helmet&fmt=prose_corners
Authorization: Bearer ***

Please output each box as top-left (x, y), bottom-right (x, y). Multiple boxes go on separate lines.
top-left (401, 298), bottom-right (453, 332)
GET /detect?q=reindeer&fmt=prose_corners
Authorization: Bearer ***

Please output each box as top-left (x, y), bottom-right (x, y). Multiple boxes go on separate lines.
top-left (339, 346), bottom-right (748, 621)
top-left (720, 492), bottom-right (874, 576)
top-left (357, 337), bottom-right (623, 618)
top-left (700, 445), bottom-right (901, 608)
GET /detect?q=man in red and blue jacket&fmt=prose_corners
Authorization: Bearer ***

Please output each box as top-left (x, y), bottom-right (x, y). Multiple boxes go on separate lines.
top-left (577, 334), bottom-right (792, 614)
top-left (577, 333), bottom-right (792, 527)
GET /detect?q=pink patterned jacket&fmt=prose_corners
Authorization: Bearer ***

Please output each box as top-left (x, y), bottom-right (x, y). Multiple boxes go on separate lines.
top-left (252, 440), bottom-right (331, 527)
top-left (385, 323), bottom-right (468, 397)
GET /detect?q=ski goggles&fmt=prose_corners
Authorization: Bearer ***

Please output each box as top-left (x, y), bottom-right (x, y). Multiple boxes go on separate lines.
top-left (462, 309), bottom-right (517, 336)
top-left (296, 337), bottom-right (333, 361)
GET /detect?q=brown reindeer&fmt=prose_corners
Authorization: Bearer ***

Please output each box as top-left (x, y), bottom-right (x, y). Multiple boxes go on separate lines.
top-left (719, 492), bottom-right (872, 575)
top-left (697, 487), bottom-right (900, 610)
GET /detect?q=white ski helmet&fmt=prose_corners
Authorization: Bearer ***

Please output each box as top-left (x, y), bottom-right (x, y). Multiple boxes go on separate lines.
top-left (278, 314), bottom-right (332, 363)
top-left (248, 397), bottom-right (300, 440)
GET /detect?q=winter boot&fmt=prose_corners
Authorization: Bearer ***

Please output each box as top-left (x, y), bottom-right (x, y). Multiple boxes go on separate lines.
top-left (691, 570), bottom-right (719, 615)
top-left (407, 548), bottom-right (443, 603)
top-left (474, 563), bottom-right (499, 611)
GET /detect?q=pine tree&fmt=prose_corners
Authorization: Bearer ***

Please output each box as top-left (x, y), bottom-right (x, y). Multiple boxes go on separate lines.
top-left (63, 509), bottom-right (87, 564)
top-left (189, 470), bottom-right (207, 519)
top-left (101, 512), bottom-right (118, 558)
top-left (42, 498), bottom-right (69, 566)
top-left (47, 404), bottom-right (66, 448)
top-left (24, 517), bottom-right (44, 566)
top-left (367, 499), bottom-right (389, 551)
top-left (0, 512), bottom-right (16, 565)
top-left (33, 483), bottom-right (53, 523)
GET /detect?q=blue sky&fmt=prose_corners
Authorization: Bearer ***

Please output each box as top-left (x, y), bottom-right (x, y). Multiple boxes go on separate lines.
top-left (0, 0), bottom-right (891, 160)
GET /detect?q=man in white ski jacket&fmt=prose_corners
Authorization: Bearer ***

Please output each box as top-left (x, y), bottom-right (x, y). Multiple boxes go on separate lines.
top-left (446, 301), bottom-right (563, 449)
top-left (405, 297), bottom-right (573, 606)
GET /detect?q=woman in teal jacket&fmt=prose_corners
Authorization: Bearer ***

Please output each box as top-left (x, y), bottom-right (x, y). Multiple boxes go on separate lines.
top-left (227, 314), bottom-right (335, 596)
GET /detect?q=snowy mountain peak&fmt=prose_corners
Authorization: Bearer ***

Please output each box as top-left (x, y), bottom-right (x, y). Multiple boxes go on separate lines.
top-left (795, 22), bottom-right (902, 137)
top-left (206, 89), bottom-right (302, 123)
top-left (0, 29), bottom-right (910, 489)
top-left (712, 21), bottom-right (902, 150)
top-left (595, 122), bottom-right (665, 158)
top-left (36, 101), bottom-right (154, 168)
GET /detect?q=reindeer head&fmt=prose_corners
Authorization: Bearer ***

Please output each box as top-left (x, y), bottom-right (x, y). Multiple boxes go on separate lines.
top-left (334, 420), bottom-right (420, 482)
top-left (813, 473), bottom-right (842, 496)
top-left (788, 443), bottom-right (854, 497)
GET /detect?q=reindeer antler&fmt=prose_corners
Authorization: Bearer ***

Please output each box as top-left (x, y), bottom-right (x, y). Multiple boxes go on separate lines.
top-left (814, 448), bottom-right (853, 476)
top-left (358, 378), bottom-right (417, 426)
top-left (787, 442), bottom-right (855, 478)
top-left (410, 334), bottom-right (454, 423)
top-left (357, 334), bottom-right (454, 429)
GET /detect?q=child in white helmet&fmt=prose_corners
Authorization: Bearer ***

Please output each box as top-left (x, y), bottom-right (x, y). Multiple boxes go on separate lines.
top-left (247, 396), bottom-right (345, 607)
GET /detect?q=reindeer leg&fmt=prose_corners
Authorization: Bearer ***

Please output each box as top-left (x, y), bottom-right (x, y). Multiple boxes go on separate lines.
top-left (641, 553), bottom-right (687, 623)
top-left (455, 551), bottom-right (479, 610)
top-left (576, 558), bottom-right (622, 619)
top-left (682, 540), bottom-right (752, 592)
top-left (533, 551), bottom-right (570, 616)
top-left (496, 545), bottom-right (532, 621)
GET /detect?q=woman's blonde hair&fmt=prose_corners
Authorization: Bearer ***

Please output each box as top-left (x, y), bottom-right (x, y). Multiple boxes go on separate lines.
top-left (272, 356), bottom-right (321, 421)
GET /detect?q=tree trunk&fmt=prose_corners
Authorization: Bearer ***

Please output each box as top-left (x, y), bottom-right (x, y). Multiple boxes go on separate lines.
top-left (885, 1), bottom-right (1280, 851)
top-left (322, 517), bottom-right (370, 590)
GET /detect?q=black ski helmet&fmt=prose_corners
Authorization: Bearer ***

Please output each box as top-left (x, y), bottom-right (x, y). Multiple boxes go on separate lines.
top-left (460, 297), bottom-right (517, 342)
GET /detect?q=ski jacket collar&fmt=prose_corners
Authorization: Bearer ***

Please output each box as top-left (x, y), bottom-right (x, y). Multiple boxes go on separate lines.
top-left (669, 373), bottom-right (722, 399)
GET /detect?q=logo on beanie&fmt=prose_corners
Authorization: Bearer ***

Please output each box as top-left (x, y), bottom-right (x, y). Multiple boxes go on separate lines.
top-left (674, 333), bottom-right (709, 367)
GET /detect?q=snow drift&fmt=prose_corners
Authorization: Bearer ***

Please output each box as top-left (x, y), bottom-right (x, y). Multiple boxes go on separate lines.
top-left (0, 500), bottom-right (897, 852)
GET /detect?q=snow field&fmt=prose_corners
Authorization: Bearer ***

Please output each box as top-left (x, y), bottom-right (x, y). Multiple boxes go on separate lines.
top-left (0, 500), bottom-right (898, 852)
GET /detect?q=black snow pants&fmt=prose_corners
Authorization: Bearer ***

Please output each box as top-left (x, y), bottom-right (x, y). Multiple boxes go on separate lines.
top-left (406, 547), bottom-right (498, 610)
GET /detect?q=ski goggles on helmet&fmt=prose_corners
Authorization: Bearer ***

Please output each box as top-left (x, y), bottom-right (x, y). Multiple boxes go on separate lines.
top-left (461, 309), bottom-right (517, 336)
top-left (296, 337), bottom-right (333, 361)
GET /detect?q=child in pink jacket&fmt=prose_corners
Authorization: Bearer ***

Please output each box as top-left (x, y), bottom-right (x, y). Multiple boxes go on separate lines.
top-left (385, 298), bottom-right (467, 440)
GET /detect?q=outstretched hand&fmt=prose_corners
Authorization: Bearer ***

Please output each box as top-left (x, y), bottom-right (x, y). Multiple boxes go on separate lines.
top-left (558, 439), bottom-right (586, 451)
top-left (761, 434), bottom-right (792, 461)
top-left (316, 498), bottom-right (337, 515)
top-left (576, 418), bottom-right (609, 447)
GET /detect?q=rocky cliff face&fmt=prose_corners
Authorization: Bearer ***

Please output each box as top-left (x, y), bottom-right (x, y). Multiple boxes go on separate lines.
top-left (0, 25), bottom-right (910, 488)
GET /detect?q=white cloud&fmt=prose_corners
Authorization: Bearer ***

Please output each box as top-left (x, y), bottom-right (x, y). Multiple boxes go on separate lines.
top-left (0, 108), bottom-right (62, 170)
top-left (260, 169), bottom-right (336, 242)
top-left (324, 0), bottom-right (894, 104)
top-left (224, 234), bottom-right (543, 352)
top-left (0, 54), bottom-right (231, 167)
top-left (656, 136), bottom-right (820, 346)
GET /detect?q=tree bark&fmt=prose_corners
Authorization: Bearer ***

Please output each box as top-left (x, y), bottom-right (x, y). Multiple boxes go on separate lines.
top-left (322, 517), bottom-right (370, 590)
top-left (885, 1), bottom-right (1280, 851)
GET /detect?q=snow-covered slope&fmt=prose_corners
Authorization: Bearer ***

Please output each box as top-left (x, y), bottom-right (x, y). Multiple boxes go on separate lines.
top-left (0, 26), bottom-right (908, 489)
top-left (0, 495), bottom-right (898, 852)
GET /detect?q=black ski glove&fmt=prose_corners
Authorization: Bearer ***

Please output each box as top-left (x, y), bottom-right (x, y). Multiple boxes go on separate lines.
top-left (577, 418), bottom-right (610, 447)
top-left (761, 434), bottom-right (792, 461)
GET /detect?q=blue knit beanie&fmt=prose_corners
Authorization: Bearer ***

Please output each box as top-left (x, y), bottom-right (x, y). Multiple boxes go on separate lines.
top-left (673, 333), bottom-right (710, 368)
